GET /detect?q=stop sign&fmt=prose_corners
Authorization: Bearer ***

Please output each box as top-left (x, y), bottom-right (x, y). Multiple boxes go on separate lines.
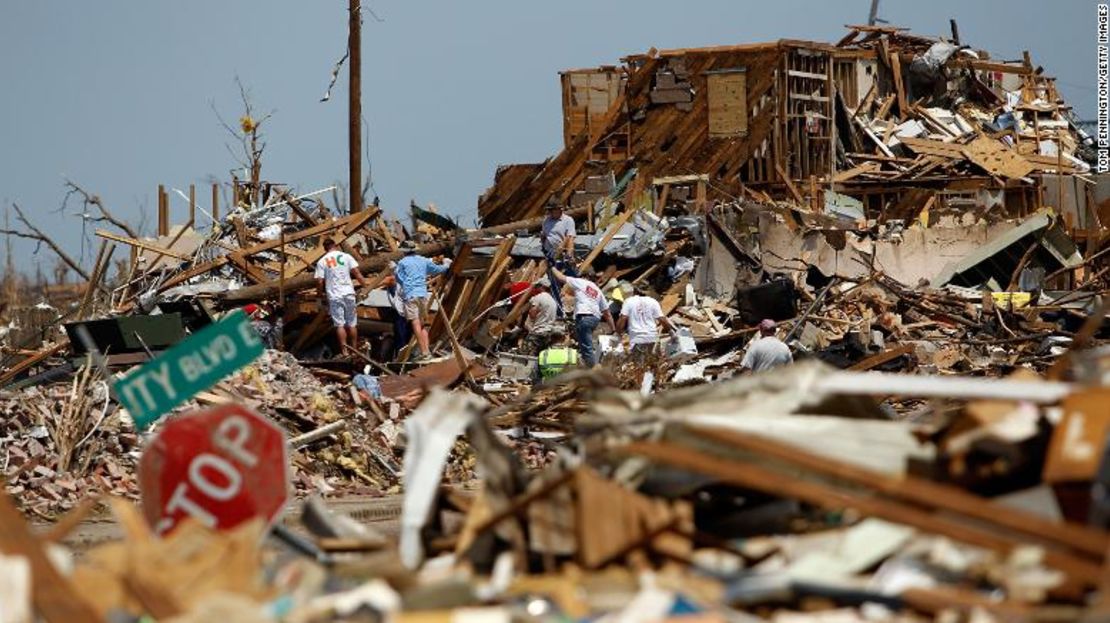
top-left (139, 404), bottom-right (289, 535)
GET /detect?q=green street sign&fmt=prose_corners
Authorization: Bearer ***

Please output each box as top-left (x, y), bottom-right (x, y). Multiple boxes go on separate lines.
top-left (114, 310), bottom-right (264, 430)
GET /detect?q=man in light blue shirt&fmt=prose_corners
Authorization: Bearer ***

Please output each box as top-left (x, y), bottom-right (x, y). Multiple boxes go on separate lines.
top-left (393, 240), bottom-right (451, 360)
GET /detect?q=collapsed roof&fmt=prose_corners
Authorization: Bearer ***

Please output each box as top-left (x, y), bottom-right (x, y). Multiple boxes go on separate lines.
top-left (478, 25), bottom-right (1097, 232)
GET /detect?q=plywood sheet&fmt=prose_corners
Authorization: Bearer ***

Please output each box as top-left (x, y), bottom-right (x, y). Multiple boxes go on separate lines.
top-left (707, 69), bottom-right (748, 138)
top-left (961, 135), bottom-right (1035, 179)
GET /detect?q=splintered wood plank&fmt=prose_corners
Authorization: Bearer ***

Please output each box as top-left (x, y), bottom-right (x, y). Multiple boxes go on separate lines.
top-left (471, 236), bottom-right (516, 313)
top-left (0, 492), bottom-right (103, 622)
top-left (885, 43), bottom-right (907, 120)
top-left (377, 218), bottom-right (399, 252)
top-left (774, 163), bottom-right (806, 205)
top-left (848, 343), bottom-right (914, 370)
top-left (832, 161), bottom-right (880, 182)
top-left (94, 230), bottom-right (191, 261)
top-left (226, 252), bottom-right (270, 284)
top-left (578, 207), bottom-right (637, 273)
top-left (231, 216), bottom-right (251, 248)
top-left (0, 341), bottom-right (69, 386)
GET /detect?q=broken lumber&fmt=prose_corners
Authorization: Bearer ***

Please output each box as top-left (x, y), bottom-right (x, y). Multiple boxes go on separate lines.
top-left (221, 206), bottom-right (589, 305)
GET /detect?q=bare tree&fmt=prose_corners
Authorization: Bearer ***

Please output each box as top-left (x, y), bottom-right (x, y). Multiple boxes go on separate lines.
top-left (212, 78), bottom-right (274, 210)
top-left (61, 178), bottom-right (139, 240)
top-left (0, 203), bottom-right (90, 281)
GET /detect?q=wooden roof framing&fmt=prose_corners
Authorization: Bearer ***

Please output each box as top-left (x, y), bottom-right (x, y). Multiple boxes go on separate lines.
top-left (479, 44), bottom-right (784, 225)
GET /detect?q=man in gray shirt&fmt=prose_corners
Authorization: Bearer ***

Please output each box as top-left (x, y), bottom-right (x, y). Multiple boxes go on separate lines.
top-left (740, 319), bottom-right (793, 373)
top-left (541, 203), bottom-right (576, 260)
top-left (541, 201), bottom-right (577, 318)
top-left (522, 277), bottom-right (559, 354)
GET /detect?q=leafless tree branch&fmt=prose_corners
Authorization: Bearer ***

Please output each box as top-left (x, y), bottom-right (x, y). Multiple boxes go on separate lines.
top-left (7, 203), bottom-right (90, 281)
top-left (62, 178), bottom-right (139, 239)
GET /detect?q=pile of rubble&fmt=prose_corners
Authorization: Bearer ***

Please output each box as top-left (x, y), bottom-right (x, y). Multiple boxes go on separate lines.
top-left (6, 363), bottom-right (1110, 621)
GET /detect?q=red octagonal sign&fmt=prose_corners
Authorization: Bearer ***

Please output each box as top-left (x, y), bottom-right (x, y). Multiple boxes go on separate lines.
top-left (139, 404), bottom-right (289, 535)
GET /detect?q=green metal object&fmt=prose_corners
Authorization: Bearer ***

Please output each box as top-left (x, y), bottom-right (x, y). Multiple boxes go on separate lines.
top-left (411, 203), bottom-right (460, 231)
top-left (114, 310), bottom-right (264, 430)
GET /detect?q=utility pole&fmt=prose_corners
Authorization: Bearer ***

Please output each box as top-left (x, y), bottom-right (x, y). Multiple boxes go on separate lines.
top-left (348, 0), bottom-right (363, 214)
top-left (867, 0), bottom-right (880, 26)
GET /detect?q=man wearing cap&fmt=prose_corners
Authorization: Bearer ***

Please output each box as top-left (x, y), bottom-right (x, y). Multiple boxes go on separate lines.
top-left (533, 326), bottom-right (579, 385)
top-left (393, 240), bottom-right (452, 361)
top-left (541, 201), bottom-right (577, 317)
top-left (617, 286), bottom-right (676, 358)
top-left (315, 238), bottom-right (370, 357)
top-left (551, 266), bottom-right (616, 367)
top-left (740, 319), bottom-right (793, 373)
top-left (521, 277), bottom-right (559, 355)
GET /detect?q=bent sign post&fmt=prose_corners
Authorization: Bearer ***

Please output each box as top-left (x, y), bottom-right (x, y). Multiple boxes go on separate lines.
top-left (139, 404), bottom-right (289, 535)
top-left (113, 310), bottom-right (264, 430)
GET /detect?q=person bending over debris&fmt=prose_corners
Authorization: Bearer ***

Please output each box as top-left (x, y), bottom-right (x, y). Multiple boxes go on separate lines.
top-left (551, 266), bottom-right (616, 367)
top-left (740, 319), bottom-right (793, 373)
top-left (533, 326), bottom-right (579, 384)
top-left (384, 261), bottom-right (411, 360)
top-left (521, 277), bottom-right (559, 354)
top-left (541, 201), bottom-right (577, 317)
top-left (393, 240), bottom-right (451, 361)
top-left (315, 238), bottom-right (370, 357)
top-left (617, 287), bottom-right (676, 358)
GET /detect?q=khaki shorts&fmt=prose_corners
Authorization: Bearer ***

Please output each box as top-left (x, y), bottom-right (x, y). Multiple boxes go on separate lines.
top-left (403, 297), bottom-right (429, 321)
top-left (328, 295), bottom-right (358, 328)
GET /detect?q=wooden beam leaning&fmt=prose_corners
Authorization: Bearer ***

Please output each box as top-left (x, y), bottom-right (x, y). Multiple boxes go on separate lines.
top-left (623, 440), bottom-right (1105, 585)
top-left (237, 207), bottom-right (379, 259)
top-left (0, 341), bottom-right (69, 386)
top-left (685, 425), bottom-right (1109, 559)
top-left (578, 207), bottom-right (636, 274)
top-left (94, 230), bottom-right (191, 261)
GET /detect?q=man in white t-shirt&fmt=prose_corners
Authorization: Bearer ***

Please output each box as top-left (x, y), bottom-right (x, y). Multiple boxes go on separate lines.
top-left (551, 267), bottom-right (615, 367)
top-left (617, 287), bottom-right (676, 357)
top-left (314, 238), bottom-right (370, 357)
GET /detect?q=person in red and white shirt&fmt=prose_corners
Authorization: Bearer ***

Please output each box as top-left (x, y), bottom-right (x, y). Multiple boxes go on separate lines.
top-left (551, 266), bottom-right (615, 367)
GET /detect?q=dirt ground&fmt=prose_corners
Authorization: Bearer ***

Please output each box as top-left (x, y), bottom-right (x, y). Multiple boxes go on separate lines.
top-left (37, 494), bottom-right (404, 554)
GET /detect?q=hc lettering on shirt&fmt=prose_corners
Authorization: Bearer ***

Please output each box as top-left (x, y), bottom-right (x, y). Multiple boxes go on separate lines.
top-left (315, 250), bottom-right (358, 299)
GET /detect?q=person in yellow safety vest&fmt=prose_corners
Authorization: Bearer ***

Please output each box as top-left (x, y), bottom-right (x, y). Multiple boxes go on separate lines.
top-left (533, 326), bottom-right (579, 384)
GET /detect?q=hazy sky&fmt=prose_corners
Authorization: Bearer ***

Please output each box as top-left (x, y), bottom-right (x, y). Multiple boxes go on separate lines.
top-left (0, 1), bottom-right (1095, 275)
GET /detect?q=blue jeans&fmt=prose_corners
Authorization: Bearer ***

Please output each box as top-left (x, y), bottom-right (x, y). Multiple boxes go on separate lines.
top-left (575, 314), bottom-right (600, 367)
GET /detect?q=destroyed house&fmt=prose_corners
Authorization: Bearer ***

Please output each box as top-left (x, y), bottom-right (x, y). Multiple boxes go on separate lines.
top-left (478, 26), bottom-right (1099, 236)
